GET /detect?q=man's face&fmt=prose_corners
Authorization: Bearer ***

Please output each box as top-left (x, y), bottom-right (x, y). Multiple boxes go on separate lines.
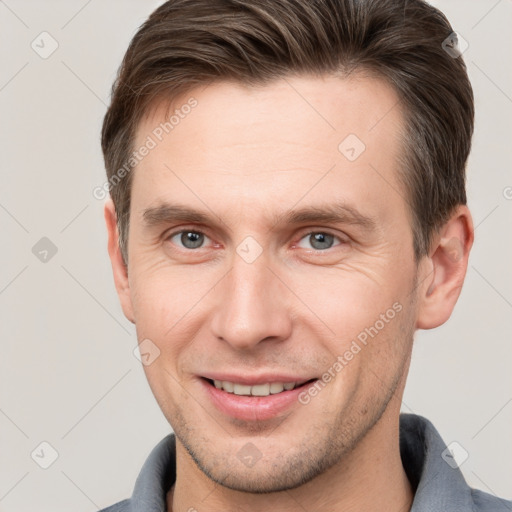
top-left (121, 75), bottom-right (425, 491)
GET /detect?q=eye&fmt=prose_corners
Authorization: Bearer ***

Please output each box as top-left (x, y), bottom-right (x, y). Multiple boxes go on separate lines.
top-left (296, 231), bottom-right (343, 251)
top-left (167, 230), bottom-right (210, 249)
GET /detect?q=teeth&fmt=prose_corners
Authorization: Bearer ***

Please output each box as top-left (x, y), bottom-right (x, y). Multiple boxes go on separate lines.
top-left (251, 383), bottom-right (270, 396)
top-left (270, 382), bottom-right (285, 394)
top-left (222, 381), bottom-right (234, 392)
top-left (213, 380), bottom-right (298, 396)
top-left (233, 384), bottom-right (252, 395)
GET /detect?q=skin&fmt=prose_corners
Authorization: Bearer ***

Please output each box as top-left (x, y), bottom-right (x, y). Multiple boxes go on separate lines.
top-left (105, 74), bottom-right (474, 512)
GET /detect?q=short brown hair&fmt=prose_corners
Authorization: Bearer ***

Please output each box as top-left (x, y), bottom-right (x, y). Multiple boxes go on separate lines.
top-left (101, 0), bottom-right (474, 263)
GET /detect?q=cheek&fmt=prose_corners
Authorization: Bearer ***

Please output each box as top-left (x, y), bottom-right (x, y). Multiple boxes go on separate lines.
top-left (287, 263), bottom-right (405, 339)
top-left (131, 261), bottom-right (207, 322)
top-left (129, 263), bottom-right (221, 368)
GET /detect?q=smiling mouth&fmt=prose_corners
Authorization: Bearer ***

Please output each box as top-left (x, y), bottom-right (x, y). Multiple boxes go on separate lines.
top-left (202, 378), bottom-right (317, 397)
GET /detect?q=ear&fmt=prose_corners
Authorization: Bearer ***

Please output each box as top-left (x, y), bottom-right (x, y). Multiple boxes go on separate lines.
top-left (416, 205), bottom-right (474, 330)
top-left (104, 198), bottom-right (135, 324)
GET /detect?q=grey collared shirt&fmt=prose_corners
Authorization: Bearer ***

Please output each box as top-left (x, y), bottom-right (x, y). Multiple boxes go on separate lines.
top-left (99, 413), bottom-right (511, 511)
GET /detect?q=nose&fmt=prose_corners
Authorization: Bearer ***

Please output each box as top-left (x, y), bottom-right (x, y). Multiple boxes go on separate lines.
top-left (210, 250), bottom-right (293, 351)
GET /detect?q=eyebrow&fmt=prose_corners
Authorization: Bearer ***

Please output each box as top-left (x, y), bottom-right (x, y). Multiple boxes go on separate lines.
top-left (141, 202), bottom-right (377, 232)
top-left (279, 203), bottom-right (377, 231)
top-left (143, 204), bottom-right (213, 226)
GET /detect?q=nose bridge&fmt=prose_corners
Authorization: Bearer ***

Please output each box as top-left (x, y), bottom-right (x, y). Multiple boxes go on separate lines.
top-left (210, 248), bottom-right (292, 349)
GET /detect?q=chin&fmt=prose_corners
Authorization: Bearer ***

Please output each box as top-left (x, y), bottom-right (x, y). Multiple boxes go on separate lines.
top-left (175, 420), bottom-right (350, 494)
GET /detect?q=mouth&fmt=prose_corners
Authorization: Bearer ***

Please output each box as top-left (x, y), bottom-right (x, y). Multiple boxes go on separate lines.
top-left (200, 376), bottom-right (318, 421)
top-left (203, 378), bottom-right (315, 396)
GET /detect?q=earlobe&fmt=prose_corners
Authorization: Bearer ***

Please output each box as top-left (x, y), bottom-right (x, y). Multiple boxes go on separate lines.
top-left (416, 205), bottom-right (474, 330)
top-left (104, 199), bottom-right (136, 324)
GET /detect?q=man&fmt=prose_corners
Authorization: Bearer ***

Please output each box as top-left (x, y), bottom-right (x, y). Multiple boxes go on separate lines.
top-left (99, 0), bottom-right (511, 510)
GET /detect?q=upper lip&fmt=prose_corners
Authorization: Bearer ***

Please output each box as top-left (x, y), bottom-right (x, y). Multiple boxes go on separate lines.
top-left (200, 372), bottom-right (316, 386)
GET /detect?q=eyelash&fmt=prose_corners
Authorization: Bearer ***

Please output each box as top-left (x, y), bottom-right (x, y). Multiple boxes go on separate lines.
top-left (164, 227), bottom-right (346, 252)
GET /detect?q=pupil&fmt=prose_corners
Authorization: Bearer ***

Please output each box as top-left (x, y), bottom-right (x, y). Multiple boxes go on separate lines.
top-left (181, 232), bottom-right (203, 249)
top-left (311, 233), bottom-right (333, 250)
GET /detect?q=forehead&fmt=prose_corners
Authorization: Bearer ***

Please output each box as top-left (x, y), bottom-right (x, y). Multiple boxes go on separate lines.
top-left (136, 73), bottom-right (403, 152)
top-left (130, 74), bottom-right (406, 226)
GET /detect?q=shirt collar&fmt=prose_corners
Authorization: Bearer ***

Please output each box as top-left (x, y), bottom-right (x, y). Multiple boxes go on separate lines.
top-left (399, 413), bottom-right (474, 511)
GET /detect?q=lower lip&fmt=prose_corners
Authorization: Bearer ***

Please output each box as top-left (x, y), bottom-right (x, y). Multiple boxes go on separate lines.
top-left (200, 378), bottom-right (317, 421)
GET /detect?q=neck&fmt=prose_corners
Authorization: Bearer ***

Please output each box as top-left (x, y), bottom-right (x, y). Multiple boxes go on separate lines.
top-left (167, 410), bottom-right (414, 512)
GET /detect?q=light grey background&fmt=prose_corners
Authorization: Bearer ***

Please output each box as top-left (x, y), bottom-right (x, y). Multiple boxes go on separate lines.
top-left (0, 1), bottom-right (511, 510)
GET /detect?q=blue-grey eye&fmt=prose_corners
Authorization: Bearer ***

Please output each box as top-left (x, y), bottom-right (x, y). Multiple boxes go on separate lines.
top-left (298, 232), bottom-right (337, 250)
top-left (170, 231), bottom-right (206, 249)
